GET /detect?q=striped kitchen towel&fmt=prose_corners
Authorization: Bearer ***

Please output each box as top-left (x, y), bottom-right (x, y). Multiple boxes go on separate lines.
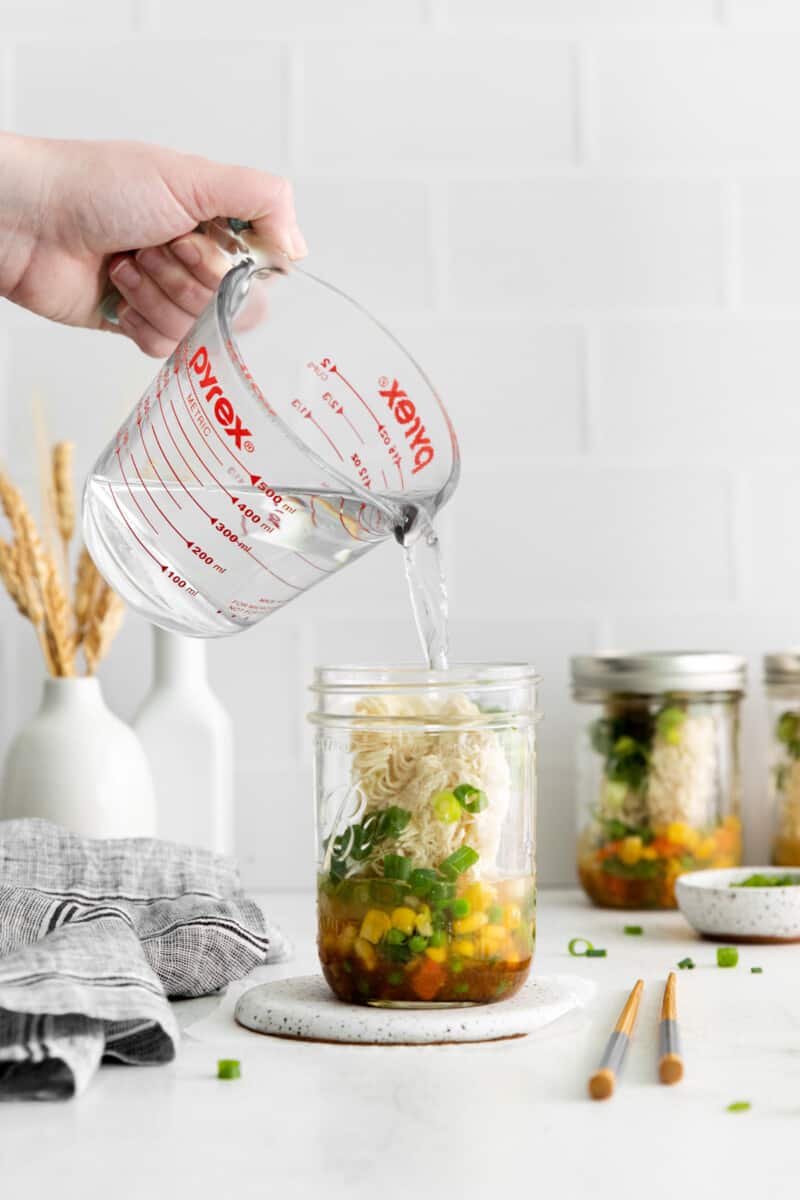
top-left (0, 818), bottom-right (289, 1100)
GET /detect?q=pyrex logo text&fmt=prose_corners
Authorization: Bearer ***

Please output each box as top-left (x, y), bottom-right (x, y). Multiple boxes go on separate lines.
top-left (189, 346), bottom-right (253, 450)
top-left (379, 378), bottom-right (434, 475)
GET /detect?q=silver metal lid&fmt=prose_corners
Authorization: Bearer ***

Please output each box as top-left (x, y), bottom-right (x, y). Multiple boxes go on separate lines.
top-left (764, 653), bottom-right (800, 684)
top-left (571, 651), bottom-right (746, 697)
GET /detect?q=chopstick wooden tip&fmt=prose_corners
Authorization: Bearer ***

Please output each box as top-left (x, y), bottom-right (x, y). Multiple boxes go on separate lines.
top-left (588, 1068), bottom-right (615, 1101)
top-left (659, 1054), bottom-right (684, 1085)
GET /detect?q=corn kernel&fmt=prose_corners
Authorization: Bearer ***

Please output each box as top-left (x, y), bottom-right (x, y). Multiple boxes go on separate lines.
top-left (464, 881), bottom-right (497, 912)
top-left (641, 847), bottom-right (658, 861)
top-left (391, 907), bottom-right (417, 936)
top-left (666, 822), bottom-right (691, 847)
top-left (618, 836), bottom-right (643, 866)
top-left (697, 836), bottom-right (716, 859)
top-left (454, 911), bottom-right (489, 936)
top-left (415, 906), bottom-right (433, 937)
top-left (336, 923), bottom-right (358, 954)
top-left (503, 905), bottom-right (522, 931)
top-left (359, 910), bottom-right (391, 945)
top-left (451, 938), bottom-right (476, 958)
top-left (484, 924), bottom-right (507, 943)
top-left (475, 930), bottom-right (503, 958)
top-left (425, 946), bottom-right (447, 963)
top-left (354, 937), bottom-right (377, 970)
top-left (506, 952), bottom-right (521, 966)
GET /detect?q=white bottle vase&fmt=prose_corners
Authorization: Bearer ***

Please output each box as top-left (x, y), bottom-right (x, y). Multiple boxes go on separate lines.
top-left (133, 628), bottom-right (234, 854)
top-left (0, 676), bottom-right (156, 837)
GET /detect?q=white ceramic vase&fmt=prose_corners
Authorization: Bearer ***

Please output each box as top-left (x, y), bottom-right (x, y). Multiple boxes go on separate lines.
top-left (0, 676), bottom-right (156, 837)
top-left (133, 628), bottom-right (234, 853)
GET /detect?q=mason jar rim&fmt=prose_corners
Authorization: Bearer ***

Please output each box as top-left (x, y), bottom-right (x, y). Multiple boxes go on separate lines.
top-left (764, 653), bottom-right (800, 684)
top-left (310, 662), bottom-right (539, 694)
top-left (571, 650), bottom-right (746, 698)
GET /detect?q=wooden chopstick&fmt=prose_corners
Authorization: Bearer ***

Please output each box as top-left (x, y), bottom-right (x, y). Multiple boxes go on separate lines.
top-left (658, 971), bottom-right (684, 1085)
top-left (588, 979), bottom-right (644, 1101)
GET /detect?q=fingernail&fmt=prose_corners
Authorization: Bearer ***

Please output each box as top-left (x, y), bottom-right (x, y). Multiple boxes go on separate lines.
top-left (111, 258), bottom-right (141, 289)
top-left (171, 238), bottom-right (200, 267)
top-left (137, 248), bottom-right (162, 273)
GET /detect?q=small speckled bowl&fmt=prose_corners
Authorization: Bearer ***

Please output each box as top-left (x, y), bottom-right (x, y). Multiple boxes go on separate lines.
top-left (676, 867), bottom-right (800, 943)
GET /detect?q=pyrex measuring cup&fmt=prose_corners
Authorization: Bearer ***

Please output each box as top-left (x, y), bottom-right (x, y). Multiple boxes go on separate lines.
top-left (83, 251), bottom-right (459, 637)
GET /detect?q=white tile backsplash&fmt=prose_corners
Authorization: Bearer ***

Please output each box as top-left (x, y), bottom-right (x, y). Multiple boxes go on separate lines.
top-left (1, 5), bottom-right (797, 885)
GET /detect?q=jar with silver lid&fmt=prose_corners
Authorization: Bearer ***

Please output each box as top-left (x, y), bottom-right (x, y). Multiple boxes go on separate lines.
top-left (571, 652), bottom-right (745, 909)
top-left (764, 654), bottom-right (800, 866)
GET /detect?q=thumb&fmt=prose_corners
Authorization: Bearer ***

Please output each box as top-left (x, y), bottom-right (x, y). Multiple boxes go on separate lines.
top-left (175, 154), bottom-right (307, 260)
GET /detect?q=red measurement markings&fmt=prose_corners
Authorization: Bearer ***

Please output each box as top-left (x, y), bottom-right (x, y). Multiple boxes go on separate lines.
top-left (309, 413), bottom-right (344, 463)
top-left (140, 420), bottom-right (181, 509)
top-left (156, 395), bottom-right (202, 485)
top-left (241, 544), bottom-right (302, 592)
top-left (149, 426), bottom-right (216, 525)
top-left (177, 379), bottom-right (224, 467)
top-left (381, 469), bottom-right (389, 490)
top-left (179, 342), bottom-right (252, 476)
top-left (107, 484), bottom-right (167, 572)
top-left (330, 364), bottom-right (379, 425)
top-left (341, 409), bottom-right (365, 444)
top-left (162, 391), bottom-right (237, 504)
top-left (116, 450), bottom-right (158, 535)
top-left (130, 452), bottom-right (193, 549)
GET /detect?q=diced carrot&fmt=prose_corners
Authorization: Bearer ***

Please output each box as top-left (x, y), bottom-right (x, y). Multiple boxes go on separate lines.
top-left (411, 956), bottom-right (446, 1001)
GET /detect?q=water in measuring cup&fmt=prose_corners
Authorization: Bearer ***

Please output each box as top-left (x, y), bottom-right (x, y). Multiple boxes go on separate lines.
top-left (83, 476), bottom-right (392, 637)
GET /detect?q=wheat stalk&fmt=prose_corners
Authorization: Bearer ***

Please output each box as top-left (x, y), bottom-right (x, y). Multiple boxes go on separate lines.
top-left (43, 556), bottom-right (75, 677)
top-left (83, 586), bottom-right (125, 676)
top-left (52, 441), bottom-right (75, 558)
top-left (73, 545), bottom-right (102, 648)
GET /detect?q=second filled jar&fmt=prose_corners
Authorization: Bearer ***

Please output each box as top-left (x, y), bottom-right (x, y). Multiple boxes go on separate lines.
top-left (571, 652), bottom-right (744, 909)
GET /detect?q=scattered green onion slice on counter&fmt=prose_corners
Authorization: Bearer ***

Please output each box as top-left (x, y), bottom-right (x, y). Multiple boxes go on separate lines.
top-left (677, 957), bottom-right (695, 970)
top-left (431, 791), bottom-right (462, 824)
top-left (438, 846), bottom-right (480, 880)
top-left (624, 925), bottom-right (643, 936)
top-left (727, 1101), bottom-right (751, 1113)
top-left (217, 1059), bottom-right (241, 1080)
top-left (453, 783), bottom-right (489, 814)
top-left (751, 966), bottom-right (763, 974)
top-left (568, 937), bottom-right (593, 957)
top-left (585, 948), bottom-right (607, 958)
top-left (717, 946), bottom-right (739, 968)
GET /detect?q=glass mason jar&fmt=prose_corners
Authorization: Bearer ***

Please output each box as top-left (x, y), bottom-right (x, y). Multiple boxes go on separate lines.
top-left (765, 654), bottom-right (800, 866)
top-left (571, 652), bottom-right (745, 910)
top-left (309, 665), bottom-right (538, 1007)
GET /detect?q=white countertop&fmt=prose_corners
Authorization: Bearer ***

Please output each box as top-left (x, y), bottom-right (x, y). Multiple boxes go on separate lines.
top-left (2, 888), bottom-right (798, 1199)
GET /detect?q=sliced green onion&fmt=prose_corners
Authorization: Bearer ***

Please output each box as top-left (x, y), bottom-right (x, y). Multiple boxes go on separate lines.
top-left (717, 946), bottom-right (739, 968)
top-left (385, 928), bottom-right (407, 946)
top-left (369, 879), bottom-right (401, 906)
top-left (624, 925), bottom-right (643, 936)
top-left (656, 705), bottom-right (686, 745)
top-left (383, 853), bottom-right (411, 881)
top-left (568, 937), bottom-right (593, 957)
top-left (438, 846), bottom-right (480, 880)
top-left (431, 791), bottom-right (461, 824)
top-left (586, 948), bottom-right (607, 958)
top-left (727, 1101), bottom-right (751, 1113)
top-left (217, 1059), bottom-right (241, 1080)
top-left (428, 880), bottom-right (456, 902)
top-left (449, 897), bottom-right (471, 919)
top-left (453, 783), bottom-right (489, 814)
top-left (677, 957), bottom-right (695, 970)
top-left (409, 867), bottom-right (440, 897)
top-left (751, 966), bottom-right (763, 974)
top-left (408, 935), bottom-right (428, 954)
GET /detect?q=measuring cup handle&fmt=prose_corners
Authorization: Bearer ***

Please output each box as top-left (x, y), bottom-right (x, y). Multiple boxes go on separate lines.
top-left (98, 217), bottom-right (254, 326)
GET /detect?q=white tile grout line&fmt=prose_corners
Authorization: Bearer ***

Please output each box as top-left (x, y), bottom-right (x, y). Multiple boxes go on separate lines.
top-left (131, 0), bottom-right (161, 35)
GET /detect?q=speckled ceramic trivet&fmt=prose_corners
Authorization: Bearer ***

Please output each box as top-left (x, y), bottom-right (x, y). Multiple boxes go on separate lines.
top-left (234, 974), bottom-right (595, 1045)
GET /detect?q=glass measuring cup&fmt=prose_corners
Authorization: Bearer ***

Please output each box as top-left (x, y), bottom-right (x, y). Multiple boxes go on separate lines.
top-left (84, 251), bottom-right (459, 637)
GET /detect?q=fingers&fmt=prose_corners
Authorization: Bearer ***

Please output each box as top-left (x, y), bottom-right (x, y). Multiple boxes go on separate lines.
top-left (116, 304), bottom-right (176, 358)
top-left (183, 157), bottom-right (307, 259)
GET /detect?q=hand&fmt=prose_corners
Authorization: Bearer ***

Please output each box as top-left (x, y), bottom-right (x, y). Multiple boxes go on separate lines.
top-left (0, 134), bottom-right (307, 357)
